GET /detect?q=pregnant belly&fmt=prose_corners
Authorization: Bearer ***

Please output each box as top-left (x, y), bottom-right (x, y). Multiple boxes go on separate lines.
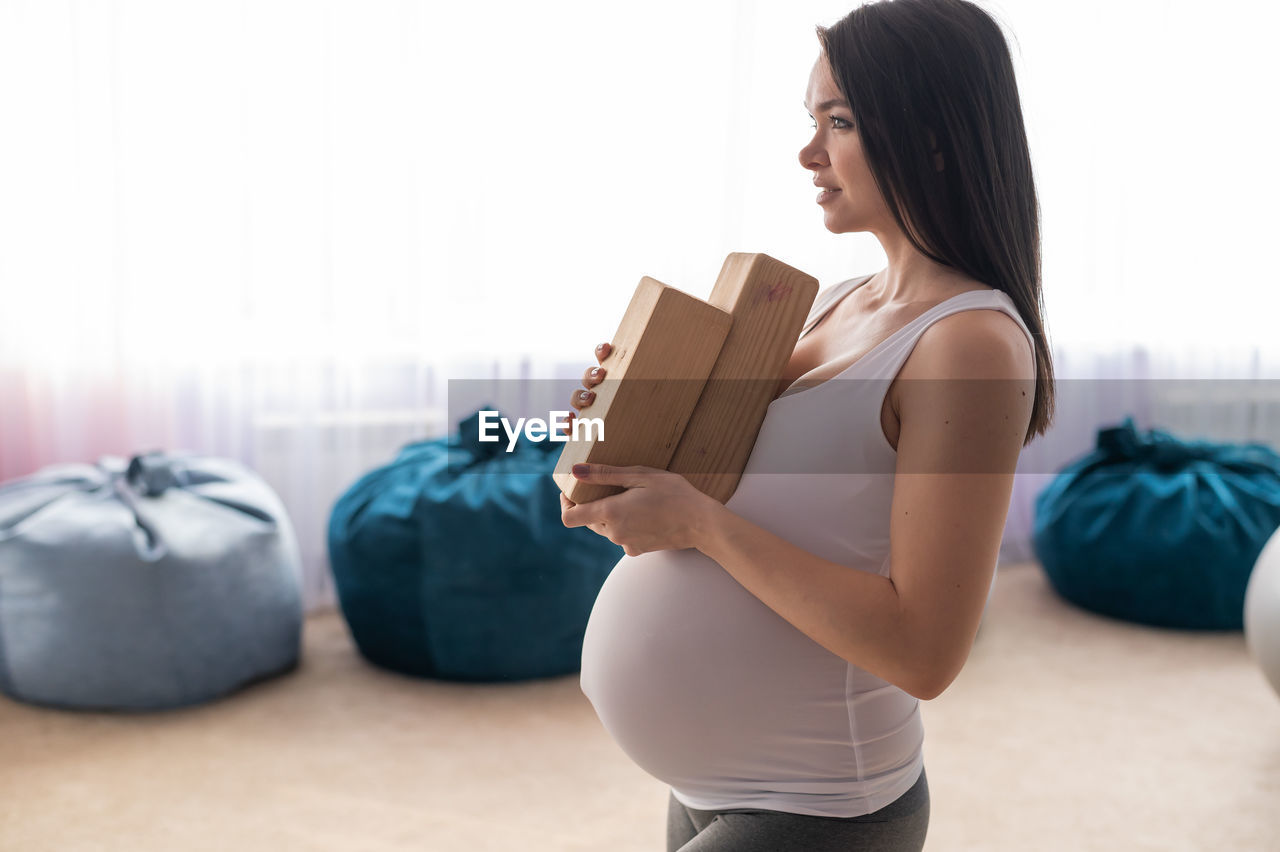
top-left (579, 548), bottom-right (886, 790)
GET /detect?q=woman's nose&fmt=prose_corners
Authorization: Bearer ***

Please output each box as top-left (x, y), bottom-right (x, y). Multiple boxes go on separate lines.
top-left (798, 137), bottom-right (827, 171)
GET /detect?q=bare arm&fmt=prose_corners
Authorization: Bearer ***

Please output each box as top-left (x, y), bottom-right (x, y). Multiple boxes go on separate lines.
top-left (693, 310), bottom-right (1035, 700)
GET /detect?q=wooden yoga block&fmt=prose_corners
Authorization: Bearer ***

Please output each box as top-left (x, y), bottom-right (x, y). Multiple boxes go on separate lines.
top-left (552, 277), bottom-right (732, 504)
top-left (668, 253), bottom-right (818, 503)
top-left (553, 252), bottom-right (818, 505)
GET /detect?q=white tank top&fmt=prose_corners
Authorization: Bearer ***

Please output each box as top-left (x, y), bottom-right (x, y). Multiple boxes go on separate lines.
top-left (579, 272), bottom-right (1036, 818)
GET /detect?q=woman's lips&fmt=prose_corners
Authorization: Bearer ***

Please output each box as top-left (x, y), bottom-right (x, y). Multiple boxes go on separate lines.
top-left (816, 188), bottom-right (841, 204)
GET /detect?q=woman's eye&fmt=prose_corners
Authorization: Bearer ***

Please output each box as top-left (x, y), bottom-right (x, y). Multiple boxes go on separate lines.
top-left (808, 113), bottom-right (852, 131)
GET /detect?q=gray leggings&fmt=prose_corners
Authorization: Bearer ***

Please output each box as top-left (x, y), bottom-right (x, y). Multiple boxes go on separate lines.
top-left (666, 767), bottom-right (929, 852)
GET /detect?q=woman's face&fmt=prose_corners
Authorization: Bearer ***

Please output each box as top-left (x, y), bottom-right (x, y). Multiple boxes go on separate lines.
top-left (799, 56), bottom-right (888, 235)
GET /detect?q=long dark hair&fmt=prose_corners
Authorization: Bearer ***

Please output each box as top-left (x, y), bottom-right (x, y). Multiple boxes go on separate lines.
top-left (818, 0), bottom-right (1054, 444)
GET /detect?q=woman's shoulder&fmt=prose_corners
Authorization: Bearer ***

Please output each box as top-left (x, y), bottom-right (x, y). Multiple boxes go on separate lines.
top-left (905, 283), bottom-right (1035, 382)
top-left (891, 290), bottom-right (1037, 456)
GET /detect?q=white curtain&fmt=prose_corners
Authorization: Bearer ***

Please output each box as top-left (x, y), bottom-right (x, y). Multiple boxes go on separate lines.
top-left (3, 0), bottom-right (1278, 609)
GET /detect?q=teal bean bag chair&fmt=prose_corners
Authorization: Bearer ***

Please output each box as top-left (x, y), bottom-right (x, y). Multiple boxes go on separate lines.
top-left (0, 452), bottom-right (304, 711)
top-left (327, 406), bottom-right (623, 682)
top-left (1032, 418), bottom-right (1280, 630)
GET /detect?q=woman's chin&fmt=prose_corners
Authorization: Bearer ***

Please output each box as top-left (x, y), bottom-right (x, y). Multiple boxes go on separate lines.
top-left (822, 215), bottom-right (853, 234)
top-left (820, 209), bottom-right (870, 235)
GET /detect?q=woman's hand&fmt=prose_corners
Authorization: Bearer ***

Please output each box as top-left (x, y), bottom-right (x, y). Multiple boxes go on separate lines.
top-left (560, 463), bottom-right (719, 557)
top-left (559, 342), bottom-right (612, 437)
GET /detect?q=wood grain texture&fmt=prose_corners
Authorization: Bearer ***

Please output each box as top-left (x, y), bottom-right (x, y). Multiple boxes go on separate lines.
top-left (667, 253), bottom-right (819, 503)
top-left (552, 276), bottom-right (731, 503)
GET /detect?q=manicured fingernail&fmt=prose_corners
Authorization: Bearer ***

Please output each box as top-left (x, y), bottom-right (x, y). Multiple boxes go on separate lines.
top-left (590, 368), bottom-right (600, 378)
top-left (579, 390), bottom-right (591, 400)
top-left (572, 464), bottom-right (589, 477)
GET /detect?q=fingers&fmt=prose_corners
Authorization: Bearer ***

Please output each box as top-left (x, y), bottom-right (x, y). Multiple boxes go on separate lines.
top-left (560, 342), bottom-right (611, 436)
top-left (560, 493), bottom-right (600, 530)
top-left (559, 492), bottom-right (602, 542)
top-left (568, 387), bottom-right (593, 413)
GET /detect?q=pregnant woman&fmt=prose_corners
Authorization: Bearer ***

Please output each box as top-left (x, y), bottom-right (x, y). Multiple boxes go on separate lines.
top-left (561, 1), bottom-right (1056, 849)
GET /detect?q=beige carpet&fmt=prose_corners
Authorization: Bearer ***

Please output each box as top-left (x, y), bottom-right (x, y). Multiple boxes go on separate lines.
top-left (2, 561), bottom-right (1277, 851)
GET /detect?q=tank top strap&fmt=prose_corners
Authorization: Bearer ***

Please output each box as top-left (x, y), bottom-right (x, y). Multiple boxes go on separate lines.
top-left (799, 273), bottom-right (877, 340)
top-left (861, 289), bottom-right (1036, 382)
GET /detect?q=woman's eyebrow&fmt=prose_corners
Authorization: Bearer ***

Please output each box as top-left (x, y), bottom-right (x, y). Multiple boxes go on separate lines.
top-left (803, 98), bottom-right (851, 112)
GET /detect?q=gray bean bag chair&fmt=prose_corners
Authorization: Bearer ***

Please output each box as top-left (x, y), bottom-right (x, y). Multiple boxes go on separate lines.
top-left (0, 452), bottom-right (303, 711)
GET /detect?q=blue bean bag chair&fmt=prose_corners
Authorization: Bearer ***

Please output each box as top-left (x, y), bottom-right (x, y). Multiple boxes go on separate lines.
top-left (0, 452), bottom-right (303, 710)
top-left (328, 406), bottom-right (623, 682)
top-left (1033, 418), bottom-right (1280, 630)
